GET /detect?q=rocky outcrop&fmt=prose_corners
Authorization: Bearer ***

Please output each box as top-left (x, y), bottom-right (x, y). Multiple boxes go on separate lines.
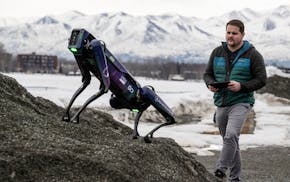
top-left (257, 74), bottom-right (290, 100)
top-left (202, 109), bottom-right (256, 135)
top-left (0, 73), bottom-right (218, 182)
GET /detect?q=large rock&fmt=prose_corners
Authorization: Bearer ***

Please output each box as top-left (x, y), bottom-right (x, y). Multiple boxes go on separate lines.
top-left (257, 74), bottom-right (290, 100)
top-left (202, 109), bottom-right (256, 135)
top-left (0, 73), bottom-right (218, 182)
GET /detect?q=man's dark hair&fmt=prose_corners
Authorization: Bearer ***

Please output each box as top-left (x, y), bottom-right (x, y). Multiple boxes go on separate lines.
top-left (226, 19), bottom-right (245, 34)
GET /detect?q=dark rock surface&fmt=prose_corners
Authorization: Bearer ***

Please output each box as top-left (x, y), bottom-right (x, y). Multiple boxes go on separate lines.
top-left (0, 73), bottom-right (218, 182)
top-left (257, 75), bottom-right (290, 100)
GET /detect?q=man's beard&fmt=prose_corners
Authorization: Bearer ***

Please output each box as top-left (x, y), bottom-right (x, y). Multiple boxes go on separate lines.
top-left (227, 39), bottom-right (242, 49)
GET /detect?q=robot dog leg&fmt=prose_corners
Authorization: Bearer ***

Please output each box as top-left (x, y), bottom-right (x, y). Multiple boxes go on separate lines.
top-left (132, 111), bottom-right (143, 139)
top-left (70, 88), bottom-right (105, 123)
top-left (139, 86), bottom-right (176, 143)
top-left (62, 77), bottom-right (91, 122)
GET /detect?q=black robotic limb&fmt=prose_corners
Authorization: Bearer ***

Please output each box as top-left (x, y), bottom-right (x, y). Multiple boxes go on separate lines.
top-left (139, 86), bottom-right (176, 143)
top-left (143, 120), bottom-right (175, 143)
top-left (110, 86), bottom-right (175, 143)
top-left (132, 111), bottom-right (143, 139)
top-left (62, 77), bottom-right (91, 122)
top-left (70, 87), bottom-right (106, 123)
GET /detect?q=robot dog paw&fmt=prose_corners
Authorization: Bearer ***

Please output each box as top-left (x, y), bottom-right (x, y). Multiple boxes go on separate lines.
top-left (62, 115), bottom-right (70, 122)
top-left (71, 116), bottom-right (80, 124)
top-left (132, 131), bottom-right (140, 139)
top-left (144, 136), bottom-right (152, 143)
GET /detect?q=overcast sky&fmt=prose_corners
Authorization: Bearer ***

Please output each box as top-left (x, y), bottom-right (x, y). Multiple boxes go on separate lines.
top-left (0, 0), bottom-right (289, 19)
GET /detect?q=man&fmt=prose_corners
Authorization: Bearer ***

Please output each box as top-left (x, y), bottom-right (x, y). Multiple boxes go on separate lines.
top-left (203, 19), bottom-right (267, 181)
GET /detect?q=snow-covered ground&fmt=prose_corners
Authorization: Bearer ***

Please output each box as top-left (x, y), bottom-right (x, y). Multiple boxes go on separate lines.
top-left (4, 66), bottom-right (290, 156)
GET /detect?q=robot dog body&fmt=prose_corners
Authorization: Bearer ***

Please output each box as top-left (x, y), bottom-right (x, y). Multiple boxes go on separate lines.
top-left (62, 29), bottom-right (175, 142)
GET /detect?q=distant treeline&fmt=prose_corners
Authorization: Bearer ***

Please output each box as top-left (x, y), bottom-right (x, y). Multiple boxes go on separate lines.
top-left (60, 57), bottom-right (207, 80)
top-left (0, 43), bottom-right (14, 72)
top-left (122, 59), bottom-right (207, 80)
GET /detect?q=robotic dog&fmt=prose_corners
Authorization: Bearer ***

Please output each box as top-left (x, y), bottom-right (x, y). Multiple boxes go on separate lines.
top-left (62, 29), bottom-right (175, 143)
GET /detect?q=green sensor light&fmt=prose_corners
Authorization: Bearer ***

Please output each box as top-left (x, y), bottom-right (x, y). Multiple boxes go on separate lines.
top-left (70, 48), bottom-right (78, 52)
top-left (132, 109), bottom-right (139, 113)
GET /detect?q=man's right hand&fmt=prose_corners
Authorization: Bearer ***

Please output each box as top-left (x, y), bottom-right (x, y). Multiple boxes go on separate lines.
top-left (208, 85), bottom-right (219, 92)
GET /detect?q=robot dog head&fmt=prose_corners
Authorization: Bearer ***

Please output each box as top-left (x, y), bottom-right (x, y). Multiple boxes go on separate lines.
top-left (68, 28), bottom-right (95, 55)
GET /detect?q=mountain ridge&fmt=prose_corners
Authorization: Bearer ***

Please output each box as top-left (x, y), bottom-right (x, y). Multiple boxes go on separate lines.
top-left (0, 5), bottom-right (290, 66)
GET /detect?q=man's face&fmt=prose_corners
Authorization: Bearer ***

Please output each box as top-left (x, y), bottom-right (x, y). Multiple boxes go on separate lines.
top-left (225, 25), bottom-right (244, 49)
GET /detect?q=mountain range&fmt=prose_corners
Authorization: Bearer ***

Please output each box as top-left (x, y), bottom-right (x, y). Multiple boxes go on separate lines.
top-left (0, 5), bottom-right (290, 67)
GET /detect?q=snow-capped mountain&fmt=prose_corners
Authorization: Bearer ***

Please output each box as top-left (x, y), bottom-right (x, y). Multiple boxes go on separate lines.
top-left (0, 5), bottom-right (290, 66)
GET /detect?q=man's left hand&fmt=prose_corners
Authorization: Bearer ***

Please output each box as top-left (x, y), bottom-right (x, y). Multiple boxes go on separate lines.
top-left (227, 81), bottom-right (241, 92)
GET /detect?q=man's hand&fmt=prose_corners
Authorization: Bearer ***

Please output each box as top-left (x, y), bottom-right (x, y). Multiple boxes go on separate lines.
top-left (227, 80), bottom-right (241, 92)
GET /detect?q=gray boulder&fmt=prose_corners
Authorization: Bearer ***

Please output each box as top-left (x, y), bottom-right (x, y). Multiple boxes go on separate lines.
top-left (257, 74), bottom-right (290, 100)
